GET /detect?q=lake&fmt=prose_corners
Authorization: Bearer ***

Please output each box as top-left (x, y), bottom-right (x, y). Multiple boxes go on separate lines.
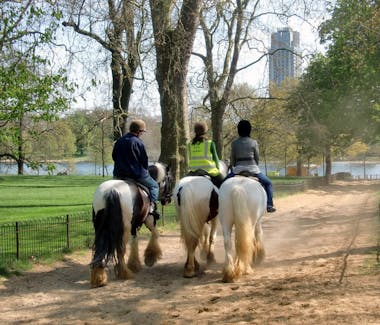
top-left (1, 160), bottom-right (380, 179)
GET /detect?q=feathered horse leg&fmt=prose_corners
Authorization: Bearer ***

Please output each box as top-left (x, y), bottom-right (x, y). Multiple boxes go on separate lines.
top-left (143, 214), bottom-right (162, 267)
top-left (115, 228), bottom-right (134, 280)
top-left (206, 218), bottom-right (217, 264)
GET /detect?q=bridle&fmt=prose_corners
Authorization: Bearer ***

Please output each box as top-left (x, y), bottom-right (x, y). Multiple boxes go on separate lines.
top-left (158, 168), bottom-right (173, 205)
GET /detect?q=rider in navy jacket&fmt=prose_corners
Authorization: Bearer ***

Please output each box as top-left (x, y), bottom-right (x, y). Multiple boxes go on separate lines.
top-left (112, 119), bottom-right (159, 218)
top-left (113, 132), bottom-right (149, 180)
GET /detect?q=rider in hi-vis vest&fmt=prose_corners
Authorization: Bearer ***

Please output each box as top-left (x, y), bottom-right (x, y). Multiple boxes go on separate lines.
top-left (188, 140), bottom-right (219, 176)
top-left (187, 122), bottom-right (225, 188)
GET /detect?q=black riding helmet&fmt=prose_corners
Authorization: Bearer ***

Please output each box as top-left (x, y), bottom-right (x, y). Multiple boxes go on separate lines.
top-left (237, 120), bottom-right (251, 137)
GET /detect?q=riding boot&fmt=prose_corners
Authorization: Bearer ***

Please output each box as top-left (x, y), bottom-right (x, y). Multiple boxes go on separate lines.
top-left (149, 201), bottom-right (160, 221)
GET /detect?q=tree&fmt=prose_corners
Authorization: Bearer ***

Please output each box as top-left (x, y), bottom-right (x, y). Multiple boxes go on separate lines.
top-left (149, 0), bottom-right (202, 180)
top-left (288, 0), bottom-right (380, 181)
top-left (192, 0), bottom-right (324, 160)
top-left (222, 82), bottom-right (298, 174)
top-left (1, 1), bottom-right (73, 174)
top-left (62, 0), bottom-right (147, 139)
top-left (319, 0), bottom-right (380, 143)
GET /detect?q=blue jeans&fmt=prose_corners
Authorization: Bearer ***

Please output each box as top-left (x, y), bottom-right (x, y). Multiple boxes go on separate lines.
top-left (225, 171), bottom-right (274, 208)
top-left (255, 172), bottom-right (274, 208)
top-left (137, 175), bottom-right (159, 202)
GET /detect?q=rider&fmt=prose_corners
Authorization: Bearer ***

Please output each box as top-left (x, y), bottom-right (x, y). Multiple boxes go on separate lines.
top-left (187, 121), bottom-right (225, 188)
top-left (112, 119), bottom-right (160, 219)
top-left (229, 119), bottom-right (276, 213)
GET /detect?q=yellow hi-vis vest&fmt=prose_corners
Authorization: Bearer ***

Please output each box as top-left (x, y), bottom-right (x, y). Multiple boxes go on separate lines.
top-left (188, 140), bottom-right (219, 176)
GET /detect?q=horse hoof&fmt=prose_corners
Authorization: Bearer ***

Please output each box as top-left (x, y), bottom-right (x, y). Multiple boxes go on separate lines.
top-left (183, 271), bottom-right (196, 278)
top-left (207, 253), bottom-right (216, 265)
top-left (90, 267), bottom-right (108, 288)
top-left (144, 256), bottom-right (156, 267)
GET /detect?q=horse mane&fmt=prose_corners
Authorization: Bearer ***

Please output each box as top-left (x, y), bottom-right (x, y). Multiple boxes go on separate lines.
top-left (149, 162), bottom-right (166, 183)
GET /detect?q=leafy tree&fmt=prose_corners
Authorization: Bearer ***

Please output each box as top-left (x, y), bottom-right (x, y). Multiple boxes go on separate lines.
top-left (0, 1), bottom-right (73, 174)
top-left (288, 0), bottom-right (380, 180)
top-left (223, 82), bottom-right (298, 174)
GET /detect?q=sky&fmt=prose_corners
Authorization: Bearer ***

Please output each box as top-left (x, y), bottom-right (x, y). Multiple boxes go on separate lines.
top-left (59, 1), bottom-right (332, 115)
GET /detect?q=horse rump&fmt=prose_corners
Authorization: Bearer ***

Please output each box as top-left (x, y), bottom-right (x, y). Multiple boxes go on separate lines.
top-left (219, 177), bottom-right (266, 282)
top-left (90, 188), bottom-right (126, 287)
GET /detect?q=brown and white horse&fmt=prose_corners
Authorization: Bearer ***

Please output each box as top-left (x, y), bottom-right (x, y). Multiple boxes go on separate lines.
top-left (174, 162), bottom-right (227, 278)
top-left (90, 162), bottom-right (173, 288)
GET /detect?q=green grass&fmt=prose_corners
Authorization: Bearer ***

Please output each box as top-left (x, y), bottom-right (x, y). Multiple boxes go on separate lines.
top-left (0, 174), bottom-right (309, 223)
top-left (0, 175), bottom-right (107, 222)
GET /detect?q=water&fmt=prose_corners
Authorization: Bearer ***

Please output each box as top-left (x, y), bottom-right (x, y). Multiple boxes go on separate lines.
top-left (260, 161), bottom-right (380, 178)
top-left (0, 161), bottom-right (114, 176)
top-left (1, 160), bottom-right (380, 178)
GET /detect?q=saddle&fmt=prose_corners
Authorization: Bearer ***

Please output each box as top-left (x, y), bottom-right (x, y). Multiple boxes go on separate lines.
top-left (187, 169), bottom-right (210, 177)
top-left (236, 171), bottom-right (259, 182)
top-left (123, 179), bottom-right (155, 237)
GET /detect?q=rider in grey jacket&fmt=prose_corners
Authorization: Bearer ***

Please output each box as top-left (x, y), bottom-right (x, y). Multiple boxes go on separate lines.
top-left (229, 120), bottom-right (276, 213)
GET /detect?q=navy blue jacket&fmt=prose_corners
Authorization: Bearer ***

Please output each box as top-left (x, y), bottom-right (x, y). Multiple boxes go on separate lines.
top-left (112, 133), bottom-right (149, 179)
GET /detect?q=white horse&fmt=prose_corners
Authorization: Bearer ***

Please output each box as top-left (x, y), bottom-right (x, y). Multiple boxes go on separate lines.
top-left (90, 162), bottom-right (173, 288)
top-left (218, 176), bottom-right (267, 283)
top-left (174, 161), bottom-right (227, 278)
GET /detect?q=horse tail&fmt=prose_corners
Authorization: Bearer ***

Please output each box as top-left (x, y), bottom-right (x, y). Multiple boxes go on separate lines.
top-left (91, 188), bottom-right (124, 268)
top-left (231, 186), bottom-right (254, 272)
top-left (177, 185), bottom-right (207, 248)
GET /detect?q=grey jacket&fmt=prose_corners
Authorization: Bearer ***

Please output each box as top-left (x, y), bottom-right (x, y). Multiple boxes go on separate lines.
top-left (230, 136), bottom-right (261, 174)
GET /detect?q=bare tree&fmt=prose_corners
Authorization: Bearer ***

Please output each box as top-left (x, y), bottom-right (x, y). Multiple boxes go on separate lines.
top-left (149, 0), bottom-right (203, 180)
top-left (62, 0), bottom-right (147, 139)
top-left (193, 0), bottom-right (324, 159)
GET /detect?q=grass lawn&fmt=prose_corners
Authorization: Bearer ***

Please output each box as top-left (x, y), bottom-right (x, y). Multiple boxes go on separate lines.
top-left (0, 175), bottom-right (108, 223)
top-left (0, 174), bottom-right (308, 223)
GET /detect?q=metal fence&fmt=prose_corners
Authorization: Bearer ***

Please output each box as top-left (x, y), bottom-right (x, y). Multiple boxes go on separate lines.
top-left (0, 212), bottom-right (94, 264)
top-left (0, 207), bottom-right (179, 265)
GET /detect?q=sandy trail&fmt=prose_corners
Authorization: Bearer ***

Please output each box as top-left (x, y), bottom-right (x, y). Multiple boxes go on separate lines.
top-left (1, 180), bottom-right (379, 324)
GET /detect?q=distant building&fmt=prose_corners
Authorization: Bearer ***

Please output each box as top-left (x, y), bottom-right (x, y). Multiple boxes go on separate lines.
top-left (269, 27), bottom-right (302, 87)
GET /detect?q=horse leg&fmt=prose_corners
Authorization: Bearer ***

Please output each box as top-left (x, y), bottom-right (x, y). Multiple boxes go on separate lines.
top-left (184, 237), bottom-right (199, 278)
top-left (90, 265), bottom-right (107, 288)
top-left (206, 218), bottom-right (217, 264)
top-left (253, 221), bottom-right (265, 265)
top-left (221, 223), bottom-right (236, 283)
top-left (127, 235), bottom-right (142, 273)
top-left (199, 225), bottom-right (208, 261)
top-left (144, 214), bottom-right (162, 267)
top-left (115, 230), bottom-right (135, 280)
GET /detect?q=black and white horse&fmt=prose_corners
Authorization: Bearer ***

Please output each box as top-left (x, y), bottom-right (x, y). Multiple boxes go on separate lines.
top-left (90, 162), bottom-right (173, 288)
top-left (174, 162), bottom-right (227, 278)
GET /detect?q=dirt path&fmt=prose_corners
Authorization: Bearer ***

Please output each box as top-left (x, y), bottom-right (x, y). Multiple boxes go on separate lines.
top-left (1, 180), bottom-right (380, 325)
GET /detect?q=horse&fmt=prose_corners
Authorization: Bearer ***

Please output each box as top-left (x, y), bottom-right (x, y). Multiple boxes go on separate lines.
top-left (90, 162), bottom-right (173, 288)
top-left (174, 161), bottom-right (227, 278)
top-left (218, 175), bottom-right (267, 283)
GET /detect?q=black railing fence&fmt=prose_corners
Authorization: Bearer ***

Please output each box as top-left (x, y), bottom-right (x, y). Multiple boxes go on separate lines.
top-left (0, 212), bottom-right (93, 263)
top-left (0, 207), bottom-right (178, 265)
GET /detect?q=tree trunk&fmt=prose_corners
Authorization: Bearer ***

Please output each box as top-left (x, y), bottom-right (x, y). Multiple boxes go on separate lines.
top-left (296, 157), bottom-right (302, 176)
top-left (17, 116), bottom-right (24, 175)
top-left (211, 100), bottom-right (225, 159)
top-left (111, 55), bottom-right (135, 139)
top-left (325, 146), bottom-right (332, 184)
top-left (150, 0), bottom-right (202, 181)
